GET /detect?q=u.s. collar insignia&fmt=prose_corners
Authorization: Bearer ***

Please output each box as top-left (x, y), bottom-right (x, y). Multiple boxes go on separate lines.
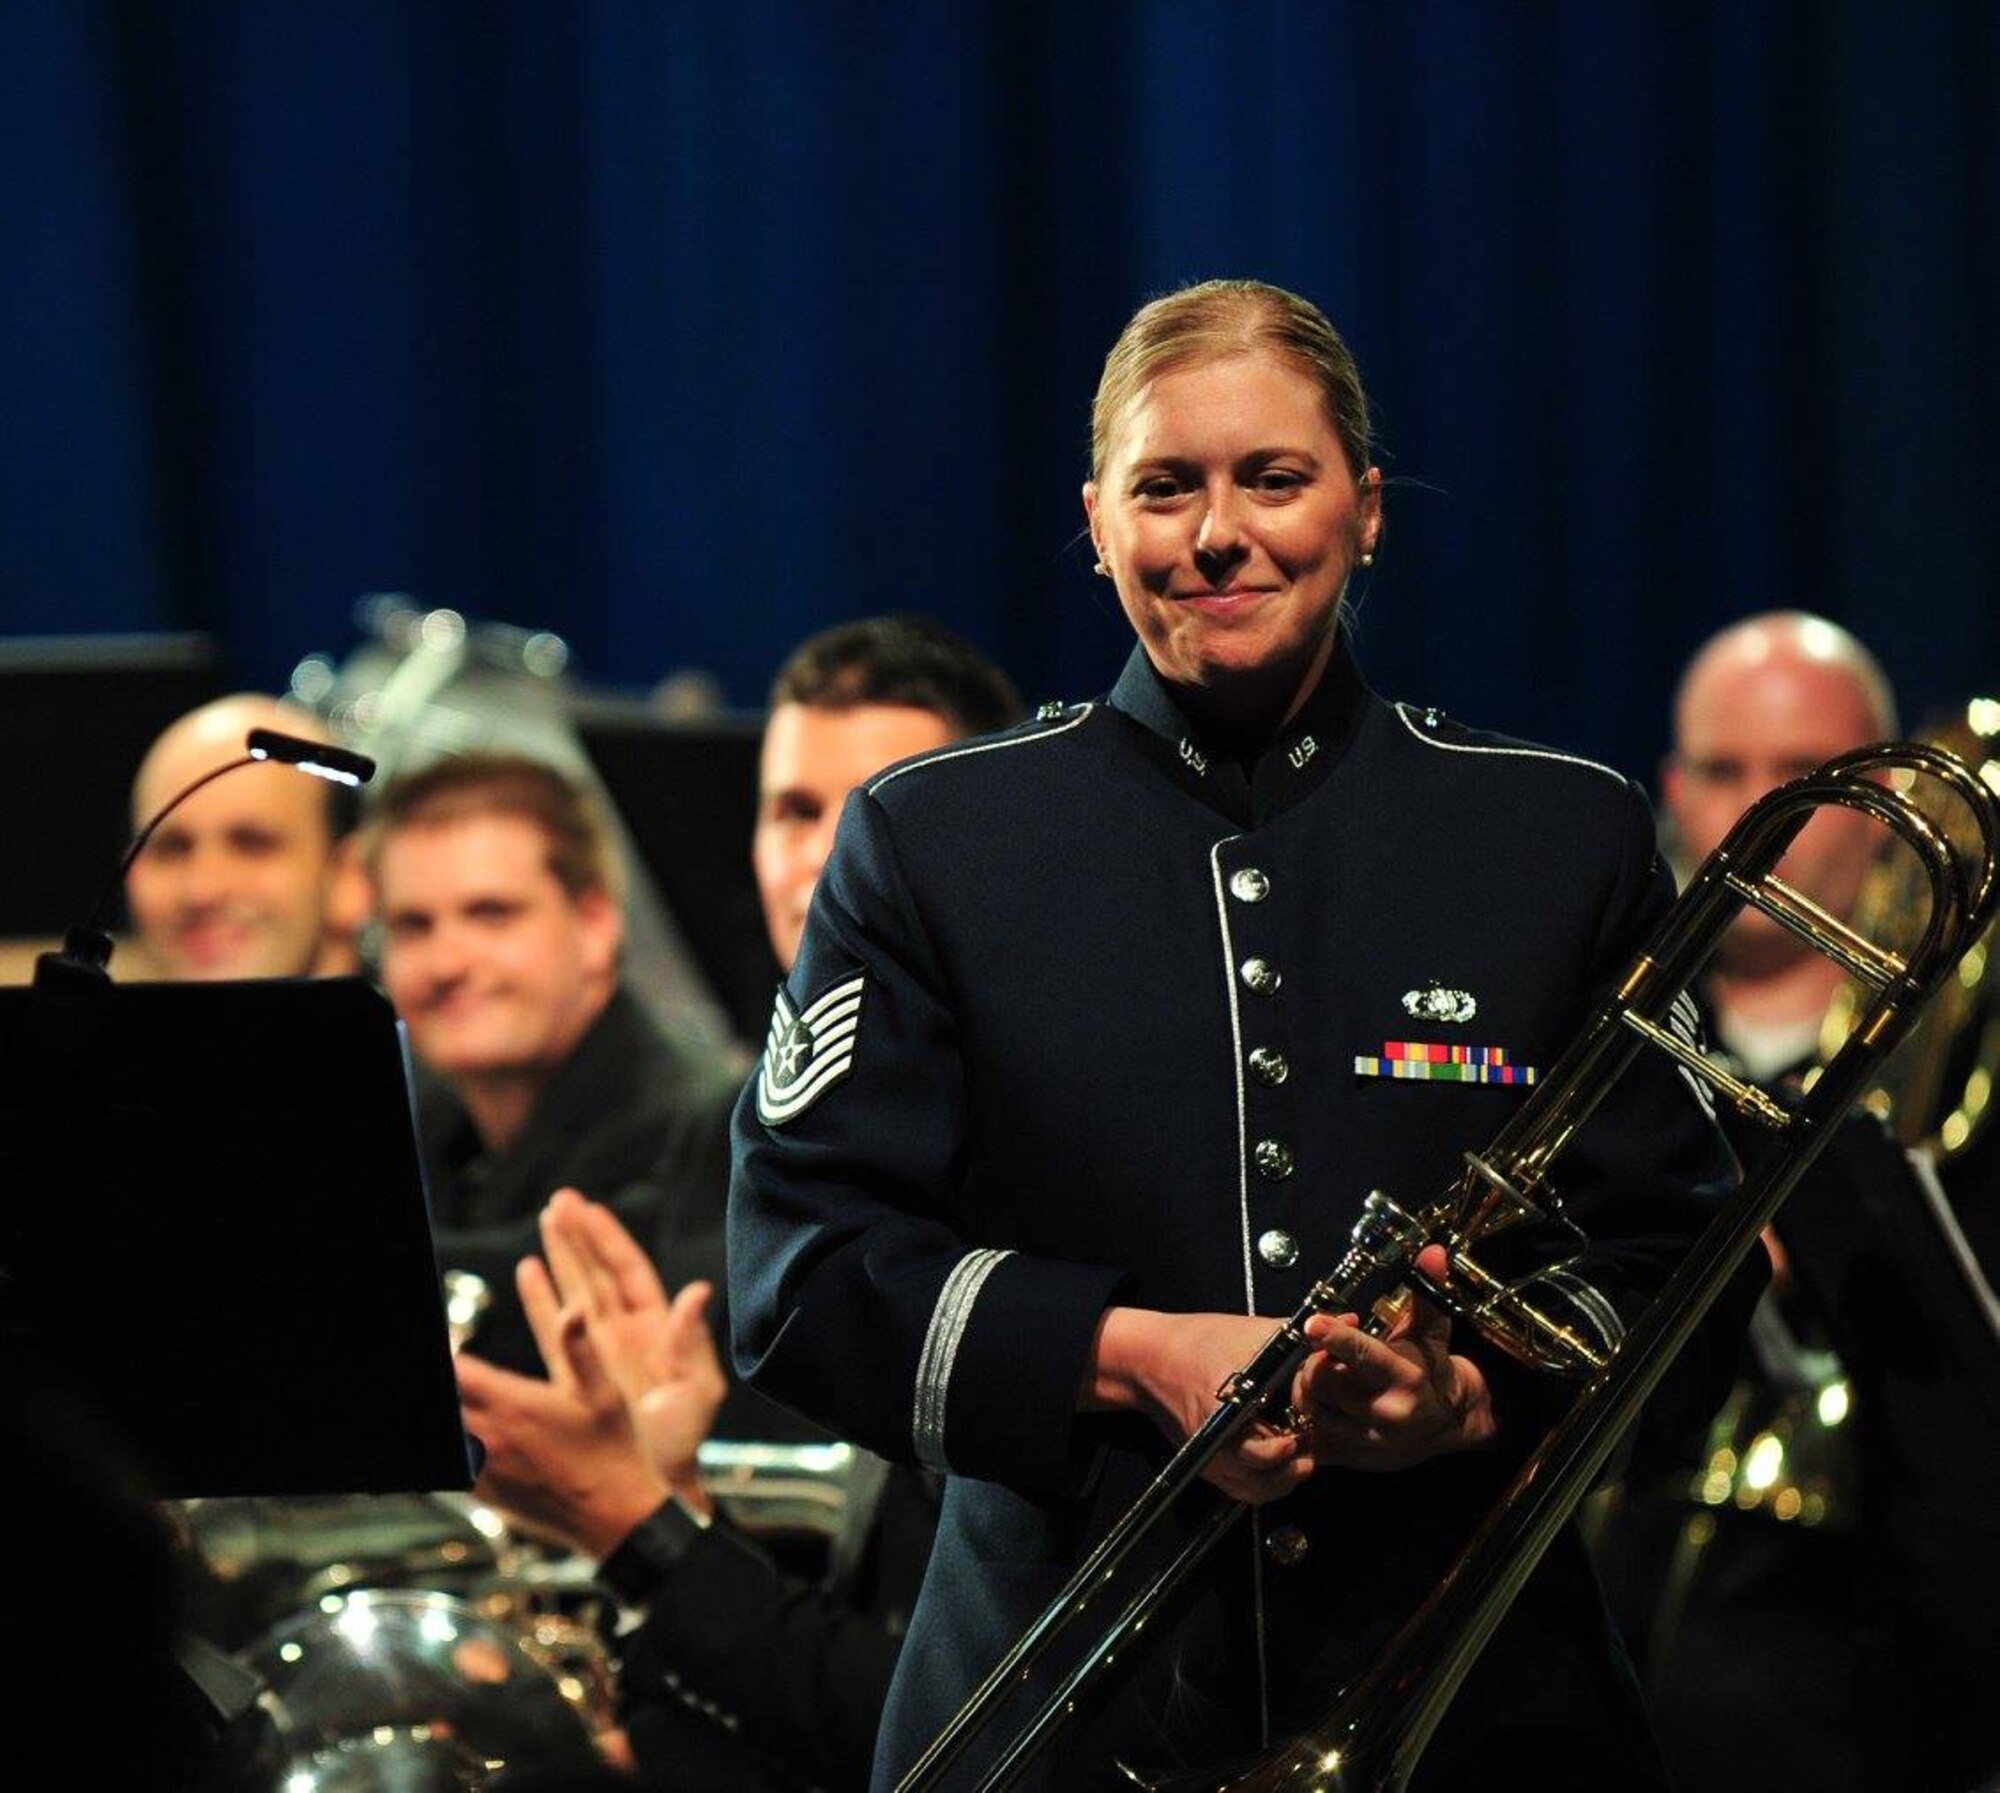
top-left (1403, 981), bottom-right (1477, 1024)
top-left (757, 973), bottom-right (865, 1125)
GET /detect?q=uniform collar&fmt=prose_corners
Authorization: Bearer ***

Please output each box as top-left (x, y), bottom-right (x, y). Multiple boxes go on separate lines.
top-left (1107, 637), bottom-right (1372, 825)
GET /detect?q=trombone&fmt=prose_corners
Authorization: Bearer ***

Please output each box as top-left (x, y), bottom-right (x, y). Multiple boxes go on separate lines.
top-left (900, 740), bottom-right (2000, 1793)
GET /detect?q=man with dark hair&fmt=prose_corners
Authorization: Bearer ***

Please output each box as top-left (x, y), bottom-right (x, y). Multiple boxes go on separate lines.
top-left (765, 612), bottom-right (1025, 729)
top-left (367, 751), bottom-right (742, 1377)
top-left (452, 618), bottom-right (1026, 1789)
top-left (755, 615), bottom-right (1023, 969)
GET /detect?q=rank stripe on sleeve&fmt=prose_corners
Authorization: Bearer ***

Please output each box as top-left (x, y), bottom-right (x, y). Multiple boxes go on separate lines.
top-left (757, 974), bottom-right (866, 1125)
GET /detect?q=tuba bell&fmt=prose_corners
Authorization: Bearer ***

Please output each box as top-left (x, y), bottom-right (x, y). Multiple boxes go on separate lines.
top-left (900, 740), bottom-right (2000, 1793)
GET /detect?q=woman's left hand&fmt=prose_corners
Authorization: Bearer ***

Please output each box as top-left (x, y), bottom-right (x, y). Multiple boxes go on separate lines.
top-left (1292, 1246), bottom-right (1498, 1471)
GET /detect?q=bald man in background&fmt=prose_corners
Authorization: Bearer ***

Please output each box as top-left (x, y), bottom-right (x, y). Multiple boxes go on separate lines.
top-left (1659, 611), bottom-right (1897, 1074)
top-left (1594, 612), bottom-right (2000, 1793)
top-left (125, 692), bottom-right (370, 981)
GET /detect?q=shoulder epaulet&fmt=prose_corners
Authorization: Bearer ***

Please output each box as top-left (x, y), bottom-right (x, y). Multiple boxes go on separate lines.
top-left (866, 700), bottom-right (1093, 796)
top-left (1390, 700), bottom-right (1628, 787)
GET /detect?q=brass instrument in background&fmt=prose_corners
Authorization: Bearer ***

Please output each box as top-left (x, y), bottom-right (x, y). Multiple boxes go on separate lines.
top-left (1821, 698), bottom-right (2000, 1162)
top-left (902, 741), bottom-right (2000, 1793)
top-left (177, 1271), bottom-right (878, 1788)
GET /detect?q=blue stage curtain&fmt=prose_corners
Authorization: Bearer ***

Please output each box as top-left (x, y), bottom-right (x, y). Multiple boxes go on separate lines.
top-left (2, 0), bottom-right (1994, 780)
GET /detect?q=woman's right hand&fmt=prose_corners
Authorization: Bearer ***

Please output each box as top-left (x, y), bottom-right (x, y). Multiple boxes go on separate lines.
top-left (1082, 1307), bottom-right (1317, 1505)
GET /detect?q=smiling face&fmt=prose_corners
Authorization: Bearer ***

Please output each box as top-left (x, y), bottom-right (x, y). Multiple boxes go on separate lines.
top-left (1084, 351), bottom-right (1381, 729)
top-left (125, 699), bottom-right (344, 981)
top-left (126, 766), bottom-right (337, 979)
top-left (376, 812), bottom-right (620, 1086)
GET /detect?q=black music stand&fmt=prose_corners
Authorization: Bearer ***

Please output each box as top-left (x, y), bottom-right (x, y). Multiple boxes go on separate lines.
top-left (1, 975), bottom-right (474, 1498)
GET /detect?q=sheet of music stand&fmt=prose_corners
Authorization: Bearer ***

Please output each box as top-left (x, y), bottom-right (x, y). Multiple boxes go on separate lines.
top-left (1, 974), bottom-right (473, 1497)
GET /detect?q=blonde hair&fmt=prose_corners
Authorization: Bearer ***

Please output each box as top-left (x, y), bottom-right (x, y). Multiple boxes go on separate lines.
top-left (1090, 278), bottom-right (1373, 482)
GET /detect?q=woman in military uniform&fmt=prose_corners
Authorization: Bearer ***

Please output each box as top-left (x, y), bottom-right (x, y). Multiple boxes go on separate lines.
top-left (728, 279), bottom-right (1745, 1790)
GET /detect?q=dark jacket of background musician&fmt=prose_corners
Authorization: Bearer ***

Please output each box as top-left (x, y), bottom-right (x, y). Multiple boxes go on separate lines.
top-left (1592, 1008), bottom-right (2000, 1793)
top-left (416, 986), bottom-right (740, 1380)
top-left (603, 1463), bottom-right (940, 1790)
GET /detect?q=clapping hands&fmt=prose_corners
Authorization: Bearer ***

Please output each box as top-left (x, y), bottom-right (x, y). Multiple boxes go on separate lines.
top-left (453, 1188), bottom-right (732, 1558)
top-left (531, 1186), bottom-right (730, 1496)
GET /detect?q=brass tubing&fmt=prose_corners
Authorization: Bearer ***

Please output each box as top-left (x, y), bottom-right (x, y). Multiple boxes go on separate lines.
top-left (1722, 870), bottom-right (1908, 986)
top-left (1615, 1011), bottom-right (1796, 1130)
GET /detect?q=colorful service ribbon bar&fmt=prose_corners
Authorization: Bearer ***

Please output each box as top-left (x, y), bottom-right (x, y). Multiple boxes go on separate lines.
top-left (1353, 1040), bottom-right (1538, 1084)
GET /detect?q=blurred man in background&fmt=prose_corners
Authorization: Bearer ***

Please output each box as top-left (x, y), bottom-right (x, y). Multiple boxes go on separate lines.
top-left (1601, 611), bottom-right (1891, 1790)
top-left (125, 691), bottom-right (369, 980)
top-left (367, 751), bottom-right (742, 1379)
top-left (454, 614), bottom-right (1024, 1789)
top-left (1659, 611), bottom-right (1895, 1076)
top-left (751, 612), bottom-right (1028, 970)
top-left (1594, 611), bottom-right (2000, 1793)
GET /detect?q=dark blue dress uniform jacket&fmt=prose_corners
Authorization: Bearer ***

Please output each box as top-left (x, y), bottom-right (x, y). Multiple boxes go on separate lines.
top-left (729, 643), bottom-right (1743, 1791)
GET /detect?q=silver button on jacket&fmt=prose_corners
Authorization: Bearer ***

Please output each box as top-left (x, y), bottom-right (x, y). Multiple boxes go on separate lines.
top-left (1257, 1228), bottom-right (1300, 1268)
top-left (1230, 866), bottom-right (1271, 903)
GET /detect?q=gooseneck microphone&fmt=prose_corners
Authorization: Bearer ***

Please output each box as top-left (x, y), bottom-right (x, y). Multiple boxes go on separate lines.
top-left (34, 727), bottom-right (377, 988)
